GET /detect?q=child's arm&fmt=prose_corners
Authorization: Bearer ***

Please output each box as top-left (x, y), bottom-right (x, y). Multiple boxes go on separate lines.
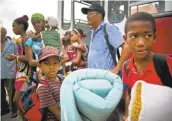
top-left (25, 46), bottom-right (38, 67)
top-left (69, 44), bottom-right (87, 53)
top-left (60, 53), bottom-right (70, 64)
top-left (6, 37), bottom-right (29, 62)
top-left (48, 104), bottom-right (61, 120)
top-left (72, 49), bottom-right (82, 66)
top-left (122, 66), bottom-right (131, 120)
top-left (79, 60), bottom-right (87, 67)
top-left (31, 33), bottom-right (41, 40)
top-left (124, 88), bottom-right (131, 116)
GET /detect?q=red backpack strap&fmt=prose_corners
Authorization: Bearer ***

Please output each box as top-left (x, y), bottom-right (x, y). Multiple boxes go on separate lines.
top-left (38, 79), bottom-right (54, 96)
top-left (39, 79), bottom-right (48, 86)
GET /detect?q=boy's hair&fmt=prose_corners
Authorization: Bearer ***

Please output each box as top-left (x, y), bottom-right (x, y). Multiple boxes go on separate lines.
top-left (125, 12), bottom-right (156, 34)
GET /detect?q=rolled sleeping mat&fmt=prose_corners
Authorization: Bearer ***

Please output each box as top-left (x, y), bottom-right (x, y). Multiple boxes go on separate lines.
top-left (128, 81), bottom-right (172, 121)
top-left (60, 69), bottom-right (123, 121)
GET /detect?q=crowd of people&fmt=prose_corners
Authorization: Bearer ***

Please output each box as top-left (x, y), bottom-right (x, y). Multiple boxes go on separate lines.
top-left (1, 3), bottom-right (172, 121)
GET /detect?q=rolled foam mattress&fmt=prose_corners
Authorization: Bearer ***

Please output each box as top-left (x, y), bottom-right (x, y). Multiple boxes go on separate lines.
top-left (60, 69), bottom-right (123, 121)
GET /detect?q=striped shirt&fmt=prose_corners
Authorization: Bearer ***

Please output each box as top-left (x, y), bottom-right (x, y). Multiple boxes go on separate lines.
top-left (88, 21), bottom-right (124, 70)
top-left (37, 78), bottom-right (61, 121)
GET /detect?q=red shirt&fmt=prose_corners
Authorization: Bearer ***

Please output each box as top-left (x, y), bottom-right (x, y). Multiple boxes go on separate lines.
top-left (122, 55), bottom-right (172, 89)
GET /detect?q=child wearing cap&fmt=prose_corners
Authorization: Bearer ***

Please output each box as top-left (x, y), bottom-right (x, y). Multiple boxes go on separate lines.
top-left (37, 46), bottom-right (61, 120)
top-left (31, 16), bottom-right (61, 51)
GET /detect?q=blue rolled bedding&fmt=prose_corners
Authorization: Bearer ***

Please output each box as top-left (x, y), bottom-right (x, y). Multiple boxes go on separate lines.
top-left (60, 69), bottom-right (123, 121)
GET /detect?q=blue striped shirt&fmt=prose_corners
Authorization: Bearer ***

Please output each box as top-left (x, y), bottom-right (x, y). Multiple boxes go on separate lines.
top-left (1, 38), bottom-right (17, 79)
top-left (88, 21), bottom-right (124, 70)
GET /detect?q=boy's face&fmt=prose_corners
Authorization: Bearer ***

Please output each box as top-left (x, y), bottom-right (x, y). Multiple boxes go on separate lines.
top-left (39, 56), bottom-right (60, 80)
top-left (126, 20), bottom-right (156, 59)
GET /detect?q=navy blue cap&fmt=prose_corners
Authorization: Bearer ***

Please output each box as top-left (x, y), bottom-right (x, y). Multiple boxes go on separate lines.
top-left (81, 3), bottom-right (105, 18)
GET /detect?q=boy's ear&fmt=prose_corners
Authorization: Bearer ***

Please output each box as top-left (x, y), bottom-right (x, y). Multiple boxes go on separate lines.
top-left (154, 33), bottom-right (157, 40)
top-left (123, 35), bottom-right (128, 44)
top-left (98, 13), bottom-right (102, 19)
top-left (123, 35), bottom-right (127, 41)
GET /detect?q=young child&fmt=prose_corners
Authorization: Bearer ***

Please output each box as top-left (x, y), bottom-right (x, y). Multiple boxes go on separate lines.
top-left (122, 12), bottom-right (172, 120)
top-left (31, 16), bottom-right (61, 51)
top-left (37, 46), bottom-right (61, 120)
top-left (58, 31), bottom-right (72, 76)
top-left (68, 28), bottom-right (88, 69)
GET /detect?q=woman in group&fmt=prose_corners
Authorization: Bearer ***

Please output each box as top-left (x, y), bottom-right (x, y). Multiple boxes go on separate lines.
top-left (6, 15), bottom-right (30, 103)
top-left (25, 13), bottom-right (45, 80)
top-left (6, 15), bottom-right (30, 120)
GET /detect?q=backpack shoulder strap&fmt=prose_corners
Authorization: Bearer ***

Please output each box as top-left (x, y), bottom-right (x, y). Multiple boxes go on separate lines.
top-left (104, 23), bottom-right (117, 64)
top-left (153, 54), bottom-right (172, 88)
top-left (37, 80), bottom-right (54, 95)
top-left (37, 80), bottom-right (48, 90)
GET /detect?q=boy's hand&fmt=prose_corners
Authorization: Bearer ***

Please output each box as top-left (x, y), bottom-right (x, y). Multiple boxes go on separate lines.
top-left (109, 66), bottom-right (120, 75)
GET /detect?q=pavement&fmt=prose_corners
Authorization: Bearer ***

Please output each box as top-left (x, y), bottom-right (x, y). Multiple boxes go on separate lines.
top-left (1, 89), bottom-right (22, 121)
top-left (1, 112), bottom-right (22, 121)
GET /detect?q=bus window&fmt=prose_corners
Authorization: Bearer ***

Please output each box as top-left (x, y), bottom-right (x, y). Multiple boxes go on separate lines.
top-left (108, 1), bottom-right (125, 23)
top-left (138, 3), bottom-right (158, 14)
top-left (130, 1), bottom-right (172, 15)
top-left (62, 0), bottom-right (71, 30)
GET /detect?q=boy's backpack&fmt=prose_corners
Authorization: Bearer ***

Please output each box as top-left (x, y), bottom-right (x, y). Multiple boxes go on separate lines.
top-left (124, 54), bottom-right (172, 88)
top-left (18, 80), bottom-right (50, 121)
top-left (18, 76), bottom-right (64, 121)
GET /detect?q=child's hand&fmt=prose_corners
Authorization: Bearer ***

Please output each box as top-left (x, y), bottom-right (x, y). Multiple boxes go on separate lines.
top-left (31, 34), bottom-right (36, 39)
top-left (68, 45), bottom-right (75, 51)
top-left (5, 54), bottom-right (16, 61)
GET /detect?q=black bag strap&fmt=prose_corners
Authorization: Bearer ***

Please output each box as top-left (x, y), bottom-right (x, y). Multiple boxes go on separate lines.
top-left (104, 23), bottom-right (116, 65)
top-left (104, 23), bottom-right (121, 65)
top-left (153, 54), bottom-right (172, 88)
